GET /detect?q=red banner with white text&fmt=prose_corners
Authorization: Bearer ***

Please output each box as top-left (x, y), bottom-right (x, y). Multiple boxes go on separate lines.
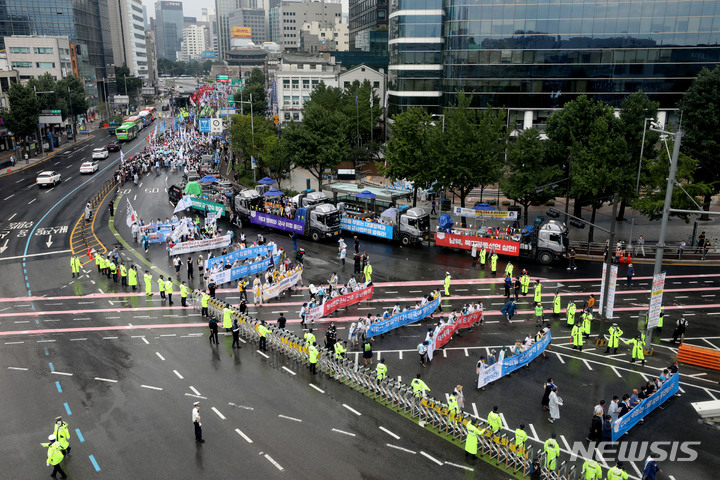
top-left (428, 310), bottom-right (484, 360)
top-left (305, 286), bottom-right (374, 322)
top-left (434, 232), bottom-right (520, 256)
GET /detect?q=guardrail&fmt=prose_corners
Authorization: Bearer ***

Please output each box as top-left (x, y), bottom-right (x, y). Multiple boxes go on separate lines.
top-left (191, 289), bottom-right (583, 480)
top-left (678, 343), bottom-right (720, 371)
top-left (570, 240), bottom-right (720, 261)
top-left (79, 177), bottom-right (119, 251)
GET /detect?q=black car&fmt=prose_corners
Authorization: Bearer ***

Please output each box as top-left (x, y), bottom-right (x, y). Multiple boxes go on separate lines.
top-left (107, 141), bottom-right (121, 152)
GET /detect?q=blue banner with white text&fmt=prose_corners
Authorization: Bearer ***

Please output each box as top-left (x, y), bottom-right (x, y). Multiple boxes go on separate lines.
top-left (206, 245), bottom-right (276, 270)
top-left (366, 297), bottom-right (440, 337)
top-left (209, 254), bottom-right (281, 286)
top-left (341, 216), bottom-right (394, 239)
top-left (612, 373), bottom-right (678, 442)
top-left (500, 332), bottom-right (552, 376)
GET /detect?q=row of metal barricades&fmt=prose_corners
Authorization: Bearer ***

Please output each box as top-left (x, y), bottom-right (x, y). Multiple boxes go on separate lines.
top-left (191, 290), bottom-right (581, 480)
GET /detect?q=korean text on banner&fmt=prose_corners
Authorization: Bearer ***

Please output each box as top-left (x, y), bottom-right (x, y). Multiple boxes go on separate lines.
top-left (606, 265), bottom-right (618, 318)
top-left (168, 235), bottom-right (232, 256)
top-left (612, 373), bottom-right (678, 442)
top-left (434, 232), bottom-right (520, 256)
top-left (366, 297), bottom-right (440, 337)
top-left (189, 197), bottom-right (225, 217)
top-left (250, 211), bottom-right (305, 234)
top-left (452, 206), bottom-right (518, 220)
top-left (205, 245), bottom-right (276, 270)
top-left (305, 286), bottom-right (375, 322)
top-left (210, 254), bottom-right (281, 286)
top-left (477, 332), bottom-right (551, 389)
top-left (428, 310), bottom-right (483, 361)
top-left (340, 216), bottom-right (393, 239)
top-left (261, 269), bottom-right (303, 301)
top-left (647, 272), bottom-right (666, 328)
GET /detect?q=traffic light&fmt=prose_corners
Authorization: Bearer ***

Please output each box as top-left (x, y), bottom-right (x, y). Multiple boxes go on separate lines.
top-left (274, 114), bottom-right (279, 125)
top-left (569, 219), bottom-right (585, 229)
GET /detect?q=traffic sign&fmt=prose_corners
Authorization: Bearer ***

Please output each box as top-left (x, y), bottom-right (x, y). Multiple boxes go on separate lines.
top-left (210, 118), bottom-right (223, 133)
top-left (199, 118), bottom-right (210, 133)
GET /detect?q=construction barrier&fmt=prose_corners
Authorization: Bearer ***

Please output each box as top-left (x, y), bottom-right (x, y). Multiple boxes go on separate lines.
top-left (191, 289), bottom-right (584, 480)
top-left (678, 343), bottom-right (720, 371)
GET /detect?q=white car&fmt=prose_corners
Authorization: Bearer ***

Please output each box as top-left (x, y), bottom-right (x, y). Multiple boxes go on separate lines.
top-left (80, 161), bottom-right (99, 174)
top-left (92, 147), bottom-right (109, 160)
top-left (36, 171), bottom-right (61, 187)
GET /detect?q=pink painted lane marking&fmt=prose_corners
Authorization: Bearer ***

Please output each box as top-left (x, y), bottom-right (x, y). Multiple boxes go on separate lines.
top-left (0, 306), bottom-right (193, 318)
top-left (0, 323), bottom-right (206, 336)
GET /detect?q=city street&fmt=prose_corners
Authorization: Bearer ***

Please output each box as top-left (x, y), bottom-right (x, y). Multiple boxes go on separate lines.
top-left (1, 143), bottom-right (719, 478)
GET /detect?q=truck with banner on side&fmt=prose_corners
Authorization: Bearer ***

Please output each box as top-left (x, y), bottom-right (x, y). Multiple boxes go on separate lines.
top-left (234, 189), bottom-right (342, 242)
top-left (339, 205), bottom-right (430, 246)
top-left (435, 207), bottom-right (568, 265)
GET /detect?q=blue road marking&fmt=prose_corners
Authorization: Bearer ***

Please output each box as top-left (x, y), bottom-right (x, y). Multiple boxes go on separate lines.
top-left (49, 362), bottom-right (54, 372)
top-left (55, 381), bottom-right (62, 393)
top-left (64, 402), bottom-right (71, 415)
top-left (75, 429), bottom-right (85, 443)
top-left (89, 455), bottom-right (101, 471)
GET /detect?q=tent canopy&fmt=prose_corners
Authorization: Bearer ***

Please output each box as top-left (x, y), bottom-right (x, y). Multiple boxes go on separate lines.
top-left (184, 181), bottom-right (202, 195)
top-left (199, 175), bottom-right (218, 183)
top-left (258, 177), bottom-right (276, 185)
top-left (263, 188), bottom-right (284, 197)
top-left (355, 190), bottom-right (377, 199)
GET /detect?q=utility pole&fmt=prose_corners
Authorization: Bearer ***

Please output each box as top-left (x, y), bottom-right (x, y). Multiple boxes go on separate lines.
top-left (67, 86), bottom-right (76, 143)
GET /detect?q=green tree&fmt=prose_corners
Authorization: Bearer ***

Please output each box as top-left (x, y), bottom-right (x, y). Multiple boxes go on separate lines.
top-left (28, 74), bottom-right (60, 112)
top-left (634, 139), bottom-right (712, 221)
top-left (547, 95), bottom-right (632, 241)
top-left (679, 66), bottom-right (720, 220)
top-left (56, 75), bottom-right (89, 141)
top-left (248, 68), bottom-right (265, 87)
top-left (616, 91), bottom-right (659, 220)
top-left (229, 114), bottom-right (279, 175)
top-left (115, 64), bottom-right (142, 97)
top-left (500, 128), bottom-right (561, 225)
top-left (236, 82), bottom-right (267, 115)
top-left (341, 80), bottom-right (382, 146)
top-left (6, 82), bottom-right (40, 140)
top-left (381, 107), bottom-right (437, 207)
top-left (281, 92), bottom-right (349, 190)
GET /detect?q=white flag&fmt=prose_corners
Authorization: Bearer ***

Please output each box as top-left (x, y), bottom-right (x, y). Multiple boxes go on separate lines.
top-left (120, 149), bottom-right (125, 165)
top-left (173, 195), bottom-right (193, 214)
top-left (126, 200), bottom-right (137, 227)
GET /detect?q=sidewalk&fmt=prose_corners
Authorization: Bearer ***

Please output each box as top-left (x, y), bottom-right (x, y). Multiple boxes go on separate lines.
top-left (0, 125), bottom-right (101, 178)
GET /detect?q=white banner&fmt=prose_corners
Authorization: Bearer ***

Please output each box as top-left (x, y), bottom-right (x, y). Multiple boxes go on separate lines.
top-left (261, 268), bottom-right (303, 301)
top-left (477, 362), bottom-right (503, 388)
top-left (606, 265), bottom-right (618, 318)
top-left (647, 272), bottom-right (666, 328)
top-left (168, 234), bottom-right (232, 255)
top-left (599, 262), bottom-right (607, 315)
top-left (452, 206), bottom-right (518, 220)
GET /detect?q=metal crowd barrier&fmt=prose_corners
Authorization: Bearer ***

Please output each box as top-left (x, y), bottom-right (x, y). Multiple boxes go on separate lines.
top-left (190, 289), bottom-right (583, 480)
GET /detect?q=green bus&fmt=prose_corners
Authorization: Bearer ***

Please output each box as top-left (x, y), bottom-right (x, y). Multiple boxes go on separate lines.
top-left (115, 123), bottom-right (138, 141)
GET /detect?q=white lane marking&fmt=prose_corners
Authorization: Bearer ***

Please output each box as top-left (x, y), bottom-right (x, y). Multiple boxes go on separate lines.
top-left (279, 414), bottom-right (302, 422)
top-left (464, 348), bottom-right (469, 357)
top-left (140, 384), bottom-right (163, 391)
top-left (28, 198), bottom-right (36, 205)
top-left (471, 402), bottom-right (479, 418)
top-left (102, 336), bottom-right (118, 340)
top-left (704, 388), bottom-right (718, 400)
top-left (95, 377), bottom-right (118, 383)
top-left (264, 454), bottom-right (283, 471)
top-left (160, 334), bottom-right (176, 337)
top-left (342, 404), bottom-right (362, 416)
top-left (257, 350), bottom-right (269, 358)
top-left (282, 366), bottom-right (297, 376)
top-left (235, 428), bottom-right (253, 443)
top-left (499, 413), bottom-right (508, 430)
top-left (155, 352), bottom-right (165, 361)
top-left (4, 194), bottom-right (14, 200)
top-left (184, 393), bottom-right (207, 400)
top-left (211, 407), bottom-right (226, 420)
top-left (387, 443), bottom-right (416, 454)
top-left (420, 451), bottom-right (443, 466)
top-left (559, 434), bottom-right (572, 452)
top-left (189, 386), bottom-right (201, 396)
top-left (611, 366), bottom-right (622, 378)
top-left (332, 428), bottom-right (355, 437)
top-left (630, 461), bottom-right (643, 477)
top-left (687, 373), bottom-right (707, 377)
top-left (5, 342), bottom-right (24, 345)
top-left (528, 423), bottom-right (539, 440)
top-left (445, 461), bottom-right (473, 471)
top-left (583, 360), bottom-right (594, 371)
top-left (70, 338), bottom-right (87, 341)
top-left (173, 370), bottom-right (184, 379)
top-left (51, 371), bottom-right (73, 376)
top-left (306, 382), bottom-right (326, 394)
top-left (554, 352), bottom-right (565, 364)
top-left (37, 339), bottom-right (55, 342)
top-left (379, 426), bottom-right (400, 440)
top-left (8, 366), bottom-right (29, 371)
top-left (8, 212), bottom-right (17, 220)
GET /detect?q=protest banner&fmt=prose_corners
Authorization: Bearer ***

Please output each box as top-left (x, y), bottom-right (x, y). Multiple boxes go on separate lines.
top-left (206, 245), bottom-right (276, 270)
top-left (210, 254), bottom-right (281, 285)
top-left (477, 332), bottom-right (551, 388)
top-left (261, 268), bottom-right (303, 301)
top-left (250, 211), bottom-right (305, 234)
top-left (340, 217), bottom-right (393, 239)
top-left (611, 373), bottom-right (678, 442)
top-left (305, 285), bottom-right (375, 322)
top-left (434, 232), bottom-right (520, 256)
top-left (452, 206), bottom-right (518, 220)
top-left (427, 310), bottom-right (483, 361)
top-left (365, 296), bottom-right (440, 337)
top-left (168, 234), bottom-right (232, 255)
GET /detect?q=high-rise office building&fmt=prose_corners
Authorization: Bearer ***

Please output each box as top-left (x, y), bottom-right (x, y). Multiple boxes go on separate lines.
top-left (270, 0), bottom-right (342, 51)
top-left (349, 0), bottom-right (387, 51)
top-left (229, 7), bottom-right (267, 45)
top-left (154, 0), bottom-right (184, 60)
top-left (180, 24), bottom-right (209, 61)
top-left (215, 0), bottom-right (241, 60)
top-left (108, 0), bottom-right (147, 77)
top-left (0, 0), bottom-right (113, 83)
top-left (201, 7), bottom-right (219, 57)
top-left (145, 30), bottom-right (158, 85)
top-left (389, 0), bottom-right (720, 125)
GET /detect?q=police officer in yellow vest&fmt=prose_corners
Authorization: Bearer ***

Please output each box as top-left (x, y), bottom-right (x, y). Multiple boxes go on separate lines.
top-left (334, 340), bottom-right (347, 360)
top-left (120, 263), bottom-right (128, 287)
top-left (158, 275), bottom-right (166, 299)
top-left (447, 391), bottom-right (459, 423)
top-left (533, 279), bottom-right (542, 303)
top-left (553, 292), bottom-right (561, 319)
top-left (411, 373), bottom-right (430, 397)
top-left (308, 342), bottom-right (319, 374)
top-left (657, 306), bottom-right (665, 332)
top-left (44, 434), bottom-right (67, 479)
top-left (109, 261), bottom-right (117, 282)
top-left (70, 255), bottom-right (80, 278)
top-left (479, 247), bottom-right (487, 269)
top-left (544, 433), bottom-right (560, 471)
top-left (465, 422), bottom-right (483, 457)
top-left (53, 416), bottom-right (71, 454)
top-left (95, 252), bottom-right (102, 273)
top-left (490, 251), bottom-right (498, 275)
top-left (201, 291), bottom-right (210, 317)
top-left (624, 336), bottom-right (645, 366)
top-left (180, 281), bottom-right (188, 307)
top-left (257, 320), bottom-right (268, 351)
top-left (128, 266), bottom-right (138, 291)
top-left (606, 323), bottom-right (623, 354)
top-left (582, 310), bottom-right (592, 337)
top-left (304, 328), bottom-right (316, 346)
top-left (143, 270), bottom-right (152, 295)
top-left (572, 324), bottom-right (584, 351)
top-left (223, 305), bottom-right (232, 331)
top-left (520, 270), bottom-right (530, 295)
top-left (487, 405), bottom-right (502, 434)
top-left (606, 461), bottom-right (629, 480)
top-left (376, 357), bottom-right (387, 382)
top-left (535, 302), bottom-right (544, 325)
top-left (566, 301), bottom-right (576, 326)
top-left (581, 458), bottom-right (603, 480)
top-left (363, 262), bottom-right (373, 283)
top-left (514, 424), bottom-right (528, 452)
top-left (444, 272), bottom-right (451, 296)
top-left (165, 278), bottom-right (174, 305)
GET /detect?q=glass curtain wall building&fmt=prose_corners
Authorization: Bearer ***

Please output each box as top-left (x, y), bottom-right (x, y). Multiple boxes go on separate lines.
top-left (389, 0), bottom-right (720, 126)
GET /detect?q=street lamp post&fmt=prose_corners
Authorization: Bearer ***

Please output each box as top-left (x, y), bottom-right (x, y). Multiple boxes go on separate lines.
top-left (627, 117), bottom-right (655, 251)
top-left (67, 86), bottom-right (76, 143)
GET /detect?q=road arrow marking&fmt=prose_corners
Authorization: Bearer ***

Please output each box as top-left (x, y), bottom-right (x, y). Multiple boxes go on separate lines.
top-left (0, 239), bottom-right (8, 253)
top-left (46, 235), bottom-right (53, 248)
